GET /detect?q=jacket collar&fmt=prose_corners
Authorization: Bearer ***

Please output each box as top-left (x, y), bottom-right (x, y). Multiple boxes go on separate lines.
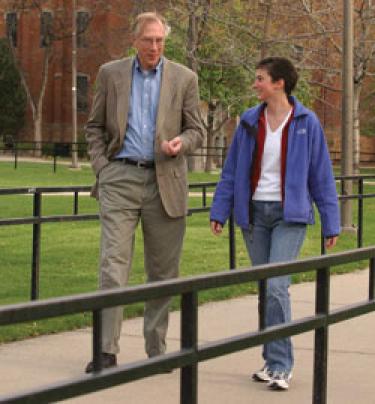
top-left (241, 96), bottom-right (310, 127)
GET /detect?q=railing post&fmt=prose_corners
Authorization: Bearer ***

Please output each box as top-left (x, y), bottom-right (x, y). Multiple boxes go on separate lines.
top-left (14, 141), bottom-right (18, 169)
top-left (181, 291), bottom-right (198, 404)
top-left (369, 258), bottom-right (375, 300)
top-left (74, 191), bottom-right (79, 215)
top-left (31, 191), bottom-right (42, 300)
top-left (92, 309), bottom-right (103, 372)
top-left (258, 280), bottom-right (266, 330)
top-left (202, 185), bottom-right (207, 208)
top-left (313, 267), bottom-right (330, 404)
top-left (228, 212), bottom-right (236, 270)
top-left (357, 178), bottom-right (363, 248)
top-left (321, 229), bottom-right (326, 255)
top-left (53, 144), bottom-right (57, 173)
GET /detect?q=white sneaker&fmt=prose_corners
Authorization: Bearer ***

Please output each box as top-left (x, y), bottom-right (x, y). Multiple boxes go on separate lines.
top-left (252, 365), bottom-right (273, 382)
top-left (267, 371), bottom-right (292, 391)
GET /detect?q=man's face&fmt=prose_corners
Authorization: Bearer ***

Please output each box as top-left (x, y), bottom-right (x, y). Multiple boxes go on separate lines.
top-left (134, 21), bottom-right (166, 70)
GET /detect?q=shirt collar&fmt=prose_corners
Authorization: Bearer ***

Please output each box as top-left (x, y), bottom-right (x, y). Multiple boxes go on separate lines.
top-left (134, 56), bottom-right (163, 74)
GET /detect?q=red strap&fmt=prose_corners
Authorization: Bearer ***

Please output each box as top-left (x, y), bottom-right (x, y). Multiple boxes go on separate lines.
top-left (251, 107), bottom-right (294, 201)
top-left (280, 109), bottom-right (294, 201)
top-left (250, 109), bottom-right (266, 194)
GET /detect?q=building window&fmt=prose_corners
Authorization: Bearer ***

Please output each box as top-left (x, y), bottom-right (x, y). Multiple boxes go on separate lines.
top-left (6, 12), bottom-right (17, 47)
top-left (40, 11), bottom-right (53, 48)
top-left (292, 44), bottom-right (304, 62)
top-left (77, 74), bottom-right (89, 112)
top-left (76, 11), bottom-right (89, 48)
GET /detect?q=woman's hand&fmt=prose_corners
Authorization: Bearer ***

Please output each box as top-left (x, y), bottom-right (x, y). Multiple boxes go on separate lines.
top-left (325, 236), bottom-right (338, 249)
top-left (210, 220), bottom-right (223, 235)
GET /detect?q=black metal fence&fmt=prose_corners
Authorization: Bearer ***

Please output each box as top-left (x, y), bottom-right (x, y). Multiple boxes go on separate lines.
top-left (0, 182), bottom-right (229, 300)
top-left (0, 246), bottom-right (374, 403)
top-left (0, 177), bottom-right (375, 402)
top-left (1, 175), bottom-right (375, 300)
top-left (0, 139), bottom-right (88, 172)
top-left (335, 175), bottom-right (375, 248)
top-left (0, 139), bottom-right (229, 171)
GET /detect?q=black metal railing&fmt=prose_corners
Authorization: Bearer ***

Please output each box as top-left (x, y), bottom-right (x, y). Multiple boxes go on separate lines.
top-left (0, 182), bottom-right (234, 300)
top-left (1, 175), bottom-right (375, 300)
top-left (0, 139), bottom-right (228, 172)
top-left (0, 247), bottom-right (374, 403)
top-left (0, 140), bottom-right (88, 172)
top-left (335, 175), bottom-right (375, 249)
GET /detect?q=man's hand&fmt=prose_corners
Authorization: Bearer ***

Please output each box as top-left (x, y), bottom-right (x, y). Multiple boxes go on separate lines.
top-left (210, 220), bottom-right (223, 236)
top-left (161, 137), bottom-right (182, 156)
top-left (325, 236), bottom-right (338, 249)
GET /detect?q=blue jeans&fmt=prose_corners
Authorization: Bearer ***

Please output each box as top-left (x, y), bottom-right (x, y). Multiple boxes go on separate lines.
top-left (242, 201), bottom-right (306, 373)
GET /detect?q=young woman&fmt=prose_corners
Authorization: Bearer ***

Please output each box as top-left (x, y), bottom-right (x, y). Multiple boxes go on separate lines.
top-left (210, 57), bottom-right (339, 391)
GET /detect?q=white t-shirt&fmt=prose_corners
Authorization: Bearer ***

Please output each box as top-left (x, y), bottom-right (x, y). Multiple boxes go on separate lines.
top-left (252, 108), bottom-right (292, 201)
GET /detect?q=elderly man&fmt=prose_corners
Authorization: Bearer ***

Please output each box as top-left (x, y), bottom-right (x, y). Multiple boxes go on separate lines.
top-left (85, 12), bottom-right (204, 373)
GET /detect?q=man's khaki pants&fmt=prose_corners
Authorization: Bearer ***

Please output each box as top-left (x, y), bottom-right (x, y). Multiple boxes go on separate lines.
top-left (98, 161), bottom-right (185, 357)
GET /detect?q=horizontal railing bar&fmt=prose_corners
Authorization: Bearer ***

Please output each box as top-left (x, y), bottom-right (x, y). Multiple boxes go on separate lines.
top-left (335, 174), bottom-right (375, 180)
top-left (188, 182), bottom-right (217, 188)
top-left (0, 247), bottom-right (374, 326)
top-left (0, 214), bottom-right (99, 226)
top-left (0, 349), bottom-right (195, 403)
top-left (339, 193), bottom-right (375, 201)
top-left (0, 186), bottom-right (92, 195)
top-left (328, 299), bottom-right (375, 325)
top-left (197, 315), bottom-right (325, 362)
top-left (0, 208), bottom-right (209, 226)
top-left (0, 183), bottom-right (217, 196)
top-left (187, 207), bottom-right (210, 215)
top-left (2, 299), bottom-right (374, 403)
top-left (0, 314), bottom-right (327, 403)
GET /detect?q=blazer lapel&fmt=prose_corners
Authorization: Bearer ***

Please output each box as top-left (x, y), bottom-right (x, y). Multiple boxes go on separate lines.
top-left (156, 58), bottom-right (175, 141)
top-left (115, 58), bottom-right (133, 143)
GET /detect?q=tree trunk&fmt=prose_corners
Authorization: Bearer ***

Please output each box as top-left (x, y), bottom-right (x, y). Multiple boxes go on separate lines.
top-left (32, 47), bottom-right (51, 157)
top-left (34, 111), bottom-right (42, 157)
top-left (259, 0), bottom-right (272, 59)
top-left (186, 0), bottom-right (200, 171)
top-left (186, 0), bottom-right (199, 74)
top-left (205, 101), bottom-right (216, 172)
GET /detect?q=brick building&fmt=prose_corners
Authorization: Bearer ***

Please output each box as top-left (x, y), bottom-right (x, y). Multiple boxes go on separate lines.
top-left (0, 0), bottom-right (162, 143)
top-left (1, 1), bottom-right (373, 163)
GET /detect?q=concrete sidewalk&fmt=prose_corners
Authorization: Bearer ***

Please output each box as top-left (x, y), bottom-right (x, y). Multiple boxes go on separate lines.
top-left (0, 270), bottom-right (374, 403)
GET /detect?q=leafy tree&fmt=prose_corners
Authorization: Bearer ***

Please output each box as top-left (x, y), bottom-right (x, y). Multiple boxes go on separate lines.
top-left (166, 0), bottom-right (255, 171)
top-left (0, 38), bottom-right (26, 141)
top-left (165, 0), bottom-right (316, 171)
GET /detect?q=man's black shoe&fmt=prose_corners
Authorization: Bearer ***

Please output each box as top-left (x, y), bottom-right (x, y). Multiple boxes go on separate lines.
top-left (85, 353), bottom-right (117, 373)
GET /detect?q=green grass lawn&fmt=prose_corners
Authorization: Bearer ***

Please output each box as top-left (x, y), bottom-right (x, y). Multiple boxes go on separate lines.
top-left (0, 160), bottom-right (374, 342)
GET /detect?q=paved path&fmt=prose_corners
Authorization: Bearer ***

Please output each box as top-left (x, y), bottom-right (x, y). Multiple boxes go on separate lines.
top-left (0, 270), bottom-right (374, 403)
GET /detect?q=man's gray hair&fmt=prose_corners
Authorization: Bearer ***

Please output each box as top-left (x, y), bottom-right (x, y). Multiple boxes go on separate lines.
top-left (132, 12), bottom-right (171, 38)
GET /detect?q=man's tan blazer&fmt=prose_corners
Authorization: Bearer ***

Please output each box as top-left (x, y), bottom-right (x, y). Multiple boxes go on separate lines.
top-left (86, 56), bottom-right (204, 217)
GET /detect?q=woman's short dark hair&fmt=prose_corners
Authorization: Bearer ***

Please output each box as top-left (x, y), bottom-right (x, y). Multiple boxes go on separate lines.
top-left (256, 57), bottom-right (298, 96)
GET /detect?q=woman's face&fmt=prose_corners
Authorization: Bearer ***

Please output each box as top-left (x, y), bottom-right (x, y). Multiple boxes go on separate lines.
top-left (253, 68), bottom-right (284, 102)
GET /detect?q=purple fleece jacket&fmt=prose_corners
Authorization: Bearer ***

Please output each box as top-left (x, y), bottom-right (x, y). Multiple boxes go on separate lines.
top-left (210, 97), bottom-right (340, 238)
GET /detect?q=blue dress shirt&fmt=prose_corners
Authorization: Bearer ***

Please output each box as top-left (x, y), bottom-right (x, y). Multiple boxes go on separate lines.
top-left (115, 57), bottom-right (163, 161)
